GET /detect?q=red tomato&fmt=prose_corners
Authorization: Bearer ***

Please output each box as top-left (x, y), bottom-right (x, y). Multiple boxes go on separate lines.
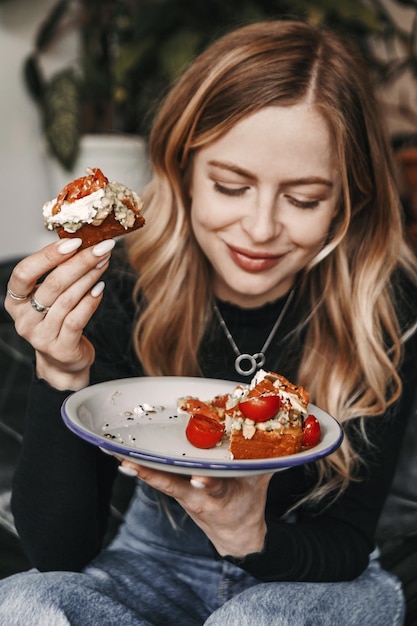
top-left (246, 379), bottom-right (276, 398)
top-left (185, 414), bottom-right (225, 449)
top-left (302, 414), bottom-right (321, 447)
top-left (180, 398), bottom-right (220, 421)
top-left (211, 394), bottom-right (229, 409)
top-left (53, 168), bottom-right (108, 213)
top-left (238, 395), bottom-right (281, 422)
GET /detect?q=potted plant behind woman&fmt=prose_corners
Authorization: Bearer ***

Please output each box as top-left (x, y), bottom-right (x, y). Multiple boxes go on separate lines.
top-left (24, 0), bottom-right (151, 195)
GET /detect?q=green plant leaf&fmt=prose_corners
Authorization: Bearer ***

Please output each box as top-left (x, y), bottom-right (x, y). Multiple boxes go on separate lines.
top-left (22, 55), bottom-right (45, 103)
top-left (112, 40), bottom-right (150, 85)
top-left (302, 0), bottom-right (381, 28)
top-left (35, 0), bottom-right (72, 51)
top-left (43, 69), bottom-right (81, 170)
top-left (158, 29), bottom-right (202, 82)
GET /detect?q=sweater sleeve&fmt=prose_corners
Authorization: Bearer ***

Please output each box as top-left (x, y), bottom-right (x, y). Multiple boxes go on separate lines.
top-left (11, 248), bottom-right (139, 572)
top-left (11, 377), bottom-right (119, 571)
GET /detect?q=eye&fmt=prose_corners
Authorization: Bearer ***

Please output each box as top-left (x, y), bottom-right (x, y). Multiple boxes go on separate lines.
top-left (286, 195), bottom-right (321, 210)
top-left (214, 181), bottom-right (249, 197)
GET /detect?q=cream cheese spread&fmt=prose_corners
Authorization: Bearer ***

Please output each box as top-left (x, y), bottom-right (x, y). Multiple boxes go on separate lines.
top-left (43, 181), bottom-right (143, 233)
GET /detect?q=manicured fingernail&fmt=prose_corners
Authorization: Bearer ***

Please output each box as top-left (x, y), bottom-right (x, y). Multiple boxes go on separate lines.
top-left (190, 478), bottom-right (206, 489)
top-left (92, 239), bottom-right (115, 257)
top-left (118, 464), bottom-right (138, 477)
top-left (90, 281), bottom-right (105, 297)
top-left (95, 255), bottom-right (110, 269)
top-left (57, 238), bottom-right (83, 254)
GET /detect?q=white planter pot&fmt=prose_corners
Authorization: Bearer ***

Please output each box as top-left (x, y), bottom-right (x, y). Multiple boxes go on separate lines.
top-left (45, 133), bottom-right (150, 198)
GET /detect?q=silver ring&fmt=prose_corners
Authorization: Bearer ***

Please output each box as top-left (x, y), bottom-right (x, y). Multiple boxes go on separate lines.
top-left (6, 286), bottom-right (31, 301)
top-left (30, 294), bottom-right (50, 314)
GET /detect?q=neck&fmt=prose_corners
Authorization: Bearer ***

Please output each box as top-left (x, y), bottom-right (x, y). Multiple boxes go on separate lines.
top-left (213, 279), bottom-right (296, 309)
top-left (214, 287), bottom-right (295, 377)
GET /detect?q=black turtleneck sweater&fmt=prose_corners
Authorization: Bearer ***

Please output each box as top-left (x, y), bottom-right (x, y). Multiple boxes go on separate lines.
top-left (11, 247), bottom-right (417, 581)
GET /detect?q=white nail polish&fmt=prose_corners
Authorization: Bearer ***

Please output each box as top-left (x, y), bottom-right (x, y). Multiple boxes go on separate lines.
top-left (92, 239), bottom-right (116, 257)
top-left (95, 255), bottom-right (110, 269)
top-left (118, 464), bottom-right (138, 477)
top-left (57, 238), bottom-right (83, 254)
top-left (90, 281), bottom-right (105, 297)
top-left (190, 478), bottom-right (206, 489)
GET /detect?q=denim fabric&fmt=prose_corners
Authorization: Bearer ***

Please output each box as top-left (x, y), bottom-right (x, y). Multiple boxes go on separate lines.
top-left (0, 483), bottom-right (405, 625)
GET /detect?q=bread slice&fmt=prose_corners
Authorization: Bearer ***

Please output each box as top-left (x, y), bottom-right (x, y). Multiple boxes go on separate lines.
top-left (229, 425), bottom-right (304, 460)
top-left (56, 210), bottom-right (145, 249)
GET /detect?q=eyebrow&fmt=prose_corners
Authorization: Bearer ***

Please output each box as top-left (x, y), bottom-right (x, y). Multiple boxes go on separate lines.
top-left (207, 160), bottom-right (334, 188)
top-left (208, 160), bottom-right (257, 181)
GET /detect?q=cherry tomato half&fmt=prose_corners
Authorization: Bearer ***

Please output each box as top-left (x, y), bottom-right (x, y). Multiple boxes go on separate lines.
top-left (302, 414), bottom-right (321, 448)
top-left (238, 395), bottom-right (281, 422)
top-left (185, 414), bottom-right (225, 449)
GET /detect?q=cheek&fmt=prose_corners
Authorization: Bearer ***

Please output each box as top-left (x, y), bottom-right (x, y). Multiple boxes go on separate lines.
top-left (190, 199), bottom-right (214, 246)
top-left (289, 212), bottom-right (335, 249)
top-left (190, 193), bottom-right (229, 234)
top-left (190, 198), bottom-right (209, 234)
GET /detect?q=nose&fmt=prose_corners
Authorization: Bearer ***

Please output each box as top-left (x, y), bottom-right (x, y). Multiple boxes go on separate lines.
top-left (241, 194), bottom-right (282, 242)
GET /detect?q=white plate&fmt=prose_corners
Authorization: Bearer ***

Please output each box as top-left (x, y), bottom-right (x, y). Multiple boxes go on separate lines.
top-left (61, 376), bottom-right (344, 476)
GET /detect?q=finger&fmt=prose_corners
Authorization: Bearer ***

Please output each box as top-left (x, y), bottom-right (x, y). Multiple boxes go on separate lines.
top-left (28, 281), bottom-right (105, 366)
top-left (29, 239), bottom-right (115, 310)
top-left (6, 238), bottom-right (115, 317)
top-left (23, 238), bottom-right (113, 325)
top-left (118, 464), bottom-right (138, 478)
top-left (118, 461), bottom-right (188, 496)
top-left (51, 280), bottom-right (105, 341)
top-left (31, 259), bottom-right (107, 329)
top-left (13, 273), bottom-right (105, 374)
top-left (14, 254), bottom-right (107, 334)
top-left (190, 472), bottom-right (274, 500)
top-left (5, 286), bottom-right (32, 304)
top-left (190, 477), bottom-right (207, 489)
top-left (189, 475), bottom-right (228, 498)
top-left (5, 239), bottom-right (83, 311)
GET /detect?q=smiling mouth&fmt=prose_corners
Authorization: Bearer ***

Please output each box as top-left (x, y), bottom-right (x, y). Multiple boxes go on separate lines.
top-left (227, 244), bottom-right (287, 272)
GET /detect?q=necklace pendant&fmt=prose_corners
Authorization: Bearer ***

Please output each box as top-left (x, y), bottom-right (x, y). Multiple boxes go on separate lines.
top-left (253, 352), bottom-right (266, 368)
top-left (235, 352), bottom-right (265, 376)
top-left (214, 288), bottom-right (295, 379)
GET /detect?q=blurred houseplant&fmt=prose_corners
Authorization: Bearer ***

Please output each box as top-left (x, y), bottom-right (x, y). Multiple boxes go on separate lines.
top-left (365, 0), bottom-right (417, 234)
top-left (24, 0), bottom-right (380, 171)
top-left (366, 0), bottom-right (417, 131)
top-left (24, 0), bottom-right (149, 171)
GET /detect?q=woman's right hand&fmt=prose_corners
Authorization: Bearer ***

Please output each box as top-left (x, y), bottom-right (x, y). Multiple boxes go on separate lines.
top-left (5, 237), bottom-right (116, 391)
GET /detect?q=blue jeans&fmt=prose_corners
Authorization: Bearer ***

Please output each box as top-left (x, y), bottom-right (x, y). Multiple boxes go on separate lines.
top-left (0, 483), bottom-right (405, 625)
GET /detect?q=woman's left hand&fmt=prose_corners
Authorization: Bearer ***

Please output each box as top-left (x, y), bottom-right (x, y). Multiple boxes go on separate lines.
top-left (118, 460), bottom-right (272, 558)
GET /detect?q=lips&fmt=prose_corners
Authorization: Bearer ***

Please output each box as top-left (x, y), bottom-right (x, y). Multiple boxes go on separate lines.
top-left (227, 244), bottom-right (286, 272)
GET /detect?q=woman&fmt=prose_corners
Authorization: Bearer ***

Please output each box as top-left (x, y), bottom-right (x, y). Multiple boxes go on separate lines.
top-left (1, 19), bottom-right (417, 625)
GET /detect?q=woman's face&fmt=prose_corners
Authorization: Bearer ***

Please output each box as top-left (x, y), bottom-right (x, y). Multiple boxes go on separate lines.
top-left (189, 104), bottom-right (342, 308)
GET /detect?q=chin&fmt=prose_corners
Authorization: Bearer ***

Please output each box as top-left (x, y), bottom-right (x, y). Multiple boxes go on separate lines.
top-left (215, 266), bottom-right (292, 305)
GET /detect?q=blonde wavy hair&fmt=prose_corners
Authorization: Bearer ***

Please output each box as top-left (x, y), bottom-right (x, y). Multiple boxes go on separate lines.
top-left (126, 20), bottom-right (417, 503)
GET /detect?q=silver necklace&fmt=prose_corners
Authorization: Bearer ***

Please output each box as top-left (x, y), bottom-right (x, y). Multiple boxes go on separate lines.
top-left (213, 289), bottom-right (295, 376)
